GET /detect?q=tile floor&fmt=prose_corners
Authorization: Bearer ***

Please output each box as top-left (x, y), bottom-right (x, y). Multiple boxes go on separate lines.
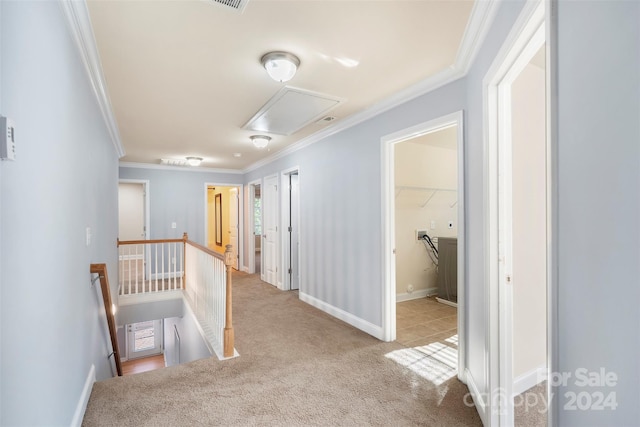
top-left (396, 296), bottom-right (457, 347)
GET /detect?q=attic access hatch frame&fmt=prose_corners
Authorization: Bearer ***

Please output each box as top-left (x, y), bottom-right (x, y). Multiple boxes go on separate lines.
top-left (243, 86), bottom-right (345, 136)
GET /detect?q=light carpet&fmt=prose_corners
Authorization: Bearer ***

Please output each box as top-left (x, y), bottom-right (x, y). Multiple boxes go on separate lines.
top-left (82, 273), bottom-right (482, 426)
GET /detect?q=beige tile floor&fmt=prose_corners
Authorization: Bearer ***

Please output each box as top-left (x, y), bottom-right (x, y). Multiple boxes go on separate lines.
top-left (396, 296), bottom-right (457, 347)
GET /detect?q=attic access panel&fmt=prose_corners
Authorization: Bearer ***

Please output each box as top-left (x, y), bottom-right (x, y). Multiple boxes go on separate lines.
top-left (243, 86), bottom-right (344, 136)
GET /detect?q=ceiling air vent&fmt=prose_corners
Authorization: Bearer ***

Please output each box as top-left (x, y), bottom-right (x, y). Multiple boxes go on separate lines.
top-left (208, 0), bottom-right (249, 13)
top-left (316, 116), bottom-right (336, 124)
top-left (244, 87), bottom-right (344, 136)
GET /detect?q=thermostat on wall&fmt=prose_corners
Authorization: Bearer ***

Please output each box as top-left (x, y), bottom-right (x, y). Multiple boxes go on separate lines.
top-left (1, 116), bottom-right (16, 161)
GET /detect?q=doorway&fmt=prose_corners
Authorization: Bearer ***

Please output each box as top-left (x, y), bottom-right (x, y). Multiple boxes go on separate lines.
top-left (205, 184), bottom-right (242, 269)
top-left (118, 180), bottom-right (149, 241)
top-left (249, 181), bottom-right (262, 275)
top-left (393, 125), bottom-right (459, 351)
top-left (126, 319), bottom-right (163, 360)
top-left (118, 180), bottom-right (150, 281)
top-left (381, 111), bottom-right (466, 380)
top-left (282, 169), bottom-right (300, 291)
top-left (484, 0), bottom-right (548, 424)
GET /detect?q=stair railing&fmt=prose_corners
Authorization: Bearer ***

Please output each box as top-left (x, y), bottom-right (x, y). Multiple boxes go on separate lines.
top-left (117, 233), bottom-right (235, 358)
top-left (90, 264), bottom-right (123, 376)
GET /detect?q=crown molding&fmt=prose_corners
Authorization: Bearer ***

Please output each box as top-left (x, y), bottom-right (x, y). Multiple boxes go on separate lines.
top-left (119, 162), bottom-right (244, 175)
top-left (59, 0), bottom-right (125, 158)
top-left (244, 0), bottom-right (501, 174)
top-left (454, 0), bottom-right (502, 74)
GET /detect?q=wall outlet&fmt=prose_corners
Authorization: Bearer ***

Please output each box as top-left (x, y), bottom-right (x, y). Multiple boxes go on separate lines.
top-left (416, 230), bottom-right (429, 241)
top-left (407, 284), bottom-right (414, 293)
top-left (171, 222), bottom-right (177, 229)
top-left (430, 220), bottom-right (436, 230)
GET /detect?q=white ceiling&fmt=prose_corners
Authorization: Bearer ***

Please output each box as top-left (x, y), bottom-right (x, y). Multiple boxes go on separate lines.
top-left (87, 0), bottom-right (474, 170)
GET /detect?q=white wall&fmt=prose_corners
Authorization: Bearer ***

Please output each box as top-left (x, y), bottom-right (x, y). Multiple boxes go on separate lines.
top-left (119, 166), bottom-right (242, 246)
top-left (163, 300), bottom-right (212, 367)
top-left (0, 1), bottom-right (120, 424)
top-left (394, 140), bottom-right (457, 297)
top-left (511, 62), bottom-right (547, 381)
top-left (243, 80), bottom-right (466, 334)
top-left (554, 1), bottom-right (640, 424)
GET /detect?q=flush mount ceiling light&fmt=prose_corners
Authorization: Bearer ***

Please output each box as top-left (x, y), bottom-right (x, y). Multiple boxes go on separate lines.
top-left (250, 135), bottom-right (271, 149)
top-left (261, 51), bottom-right (300, 83)
top-left (186, 156), bottom-right (203, 166)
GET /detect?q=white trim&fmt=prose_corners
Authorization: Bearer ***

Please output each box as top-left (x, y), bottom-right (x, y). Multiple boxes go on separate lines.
top-left (299, 292), bottom-right (384, 340)
top-left (71, 364), bottom-right (95, 427)
top-left (120, 161), bottom-right (243, 175)
top-left (395, 288), bottom-right (436, 303)
top-left (513, 365), bottom-right (547, 396)
top-left (381, 111), bottom-right (466, 383)
top-left (242, 1), bottom-right (501, 174)
top-left (118, 289), bottom-right (183, 306)
top-left (59, 0), bottom-right (124, 158)
top-left (482, 1), bottom-right (546, 425)
top-left (454, 0), bottom-right (501, 74)
top-left (280, 166), bottom-right (301, 291)
top-left (547, 1), bottom-right (559, 424)
top-left (435, 297), bottom-right (458, 308)
top-left (465, 368), bottom-right (488, 427)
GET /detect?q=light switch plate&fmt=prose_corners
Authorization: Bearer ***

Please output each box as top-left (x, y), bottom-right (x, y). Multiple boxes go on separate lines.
top-left (1, 116), bottom-right (16, 161)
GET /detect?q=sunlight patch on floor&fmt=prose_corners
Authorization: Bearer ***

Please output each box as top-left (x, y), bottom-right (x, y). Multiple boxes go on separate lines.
top-left (385, 339), bottom-right (458, 386)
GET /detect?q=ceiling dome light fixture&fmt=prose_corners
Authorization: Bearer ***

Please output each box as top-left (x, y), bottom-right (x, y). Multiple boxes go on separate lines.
top-left (250, 135), bottom-right (271, 149)
top-left (186, 156), bottom-right (203, 166)
top-left (261, 51), bottom-right (300, 83)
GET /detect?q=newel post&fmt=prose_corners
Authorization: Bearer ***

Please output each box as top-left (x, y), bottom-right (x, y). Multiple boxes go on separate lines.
top-left (223, 244), bottom-right (234, 358)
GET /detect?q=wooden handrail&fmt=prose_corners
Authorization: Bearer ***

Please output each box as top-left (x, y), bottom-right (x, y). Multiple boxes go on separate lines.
top-left (185, 238), bottom-right (225, 261)
top-left (118, 237), bottom-right (185, 246)
top-left (118, 234), bottom-right (224, 261)
top-left (115, 233), bottom-right (234, 357)
top-left (90, 264), bottom-right (123, 376)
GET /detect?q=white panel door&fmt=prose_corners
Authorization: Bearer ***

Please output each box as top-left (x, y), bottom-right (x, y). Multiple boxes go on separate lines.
top-left (263, 175), bottom-right (279, 286)
top-left (229, 187), bottom-right (239, 270)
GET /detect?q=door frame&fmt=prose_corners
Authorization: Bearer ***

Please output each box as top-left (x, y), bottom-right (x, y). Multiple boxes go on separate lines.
top-left (247, 179), bottom-right (262, 274)
top-left (281, 166), bottom-right (301, 291)
top-left (118, 179), bottom-right (151, 280)
top-left (482, 0), bottom-right (550, 424)
top-left (381, 110), bottom-right (466, 380)
top-left (203, 183), bottom-right (244, 269)
top-left (125, 319), bottom-right (163, 360)
top-left (118, 179), bottom-right (150, 240)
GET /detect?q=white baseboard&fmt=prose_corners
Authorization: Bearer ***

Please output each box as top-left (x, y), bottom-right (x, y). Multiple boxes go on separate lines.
top-left (241, 266), bottom-right (250, 273)
top-left (513, 364), bottom-right (547, 396)
top-left (299, 292), bottom-right (384, 339)
top-left (71, 364), bottom-right (95, 427)
top-left (465, 368), bottom-right (487, 426)
top-left (396, 288), bottom-right (437, 302)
